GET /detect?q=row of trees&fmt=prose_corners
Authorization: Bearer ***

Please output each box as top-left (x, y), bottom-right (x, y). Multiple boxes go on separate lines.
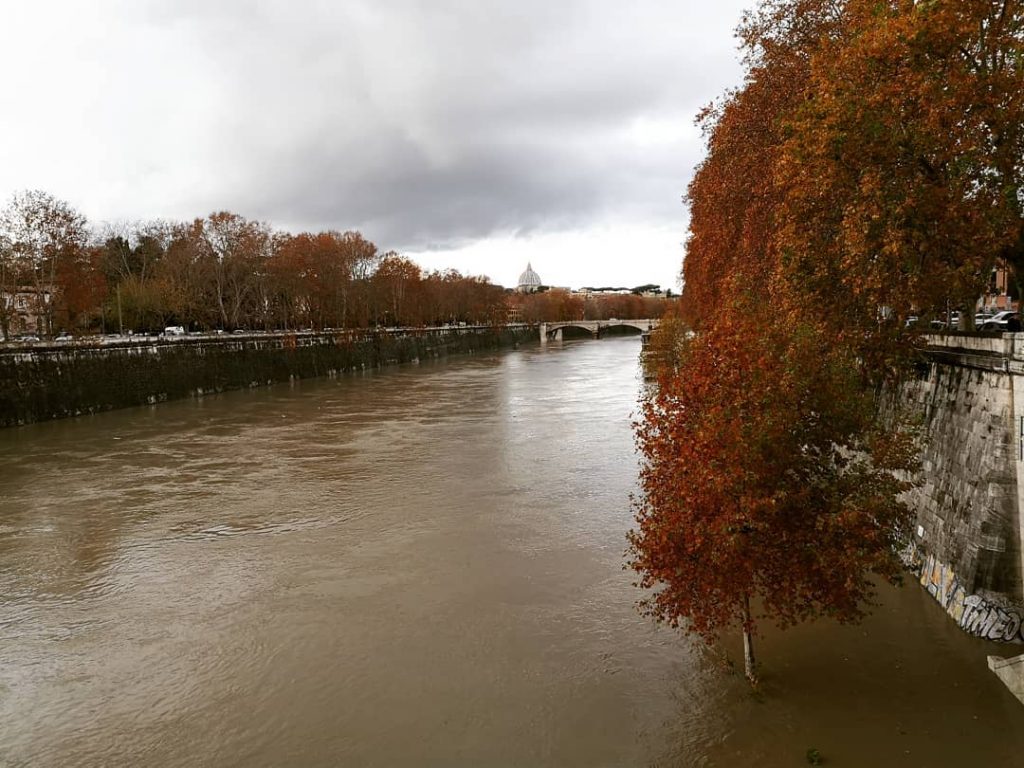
top-left (0, 193), bottom-right (499, 337)
top-left (0, 191), bottom-right (670, 339)
top-left (631, 0), bottom-right (1023, 683)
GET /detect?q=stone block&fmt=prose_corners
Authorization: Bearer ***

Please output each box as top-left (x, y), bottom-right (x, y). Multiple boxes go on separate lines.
top-left (988, 654), bottom-right (1024, 705)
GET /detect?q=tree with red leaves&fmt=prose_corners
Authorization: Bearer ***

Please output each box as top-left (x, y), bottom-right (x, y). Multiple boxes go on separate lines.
top-left (633, 0), bottom-right (905, 684)
top-left (630, 295), bottom-right (917, 683)
top-left (681, 0), bottom-right (846, 329)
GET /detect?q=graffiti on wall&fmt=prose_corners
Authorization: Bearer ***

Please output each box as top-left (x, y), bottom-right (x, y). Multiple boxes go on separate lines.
top-left (914, 552), bottom-right (1024, 643)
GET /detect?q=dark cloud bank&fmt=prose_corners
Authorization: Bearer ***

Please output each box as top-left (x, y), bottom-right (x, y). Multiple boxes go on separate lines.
top-left (129, 0), bottom-right (746, 249)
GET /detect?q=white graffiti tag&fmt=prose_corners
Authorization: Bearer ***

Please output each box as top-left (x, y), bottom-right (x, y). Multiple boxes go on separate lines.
top-left (960, 595), bottom-right (1023, 642)
top-left (914, 552), bottom-right (1024, 643)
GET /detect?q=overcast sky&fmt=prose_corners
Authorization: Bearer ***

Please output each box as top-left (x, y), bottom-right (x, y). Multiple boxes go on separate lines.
top-left (0, 0), bottom-right (748, 290)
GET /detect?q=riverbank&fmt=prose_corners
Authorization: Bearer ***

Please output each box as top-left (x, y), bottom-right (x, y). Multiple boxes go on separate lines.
top-left (0, 325), bottom-right (533, 427)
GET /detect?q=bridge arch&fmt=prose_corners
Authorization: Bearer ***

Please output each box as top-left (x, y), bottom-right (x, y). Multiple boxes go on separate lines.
top-left (601, 319), bottom-right (653, 334)
top-left (539, 319), bottom-right (659, 342)
top-left (544, 323), bottom-right (598, 340)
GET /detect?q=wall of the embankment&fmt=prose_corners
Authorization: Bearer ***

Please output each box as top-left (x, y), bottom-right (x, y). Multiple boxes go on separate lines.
top-left (900, 333), bottom-right (1024, 643)
top-left (0, 326), bottom-right (533, 428)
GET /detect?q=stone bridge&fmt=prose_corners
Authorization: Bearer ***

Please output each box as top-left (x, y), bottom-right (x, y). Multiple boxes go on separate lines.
top-left (538, 318), bottom-right (659, 342)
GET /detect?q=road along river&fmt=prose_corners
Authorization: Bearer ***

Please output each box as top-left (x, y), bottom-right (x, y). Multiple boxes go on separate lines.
top-left (1, 337), bottom-right (1022, 766)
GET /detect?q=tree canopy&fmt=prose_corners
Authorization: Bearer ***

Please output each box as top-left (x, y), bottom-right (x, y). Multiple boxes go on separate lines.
top-left (630, 296), bottom-right (918, 682)
top-left (0, 191), bottom-right (671, 337)
top-left (629, 0), bottom-right (1024, 682)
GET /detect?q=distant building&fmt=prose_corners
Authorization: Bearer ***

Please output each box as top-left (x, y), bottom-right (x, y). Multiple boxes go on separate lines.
top-left (517, 262), bottom-right (542, 293)
top-left (575, 285), bottom-right (668, 298)
top-left (576, 287), bottom-right (630, 297)
top-left (1, 286), bottom-right (54, 338)
top-left (981, 260), bottom-right (1018, 312)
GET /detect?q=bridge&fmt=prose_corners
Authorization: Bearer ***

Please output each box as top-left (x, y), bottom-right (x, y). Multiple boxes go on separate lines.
top-left (538, 318), bottom-right (659, 343)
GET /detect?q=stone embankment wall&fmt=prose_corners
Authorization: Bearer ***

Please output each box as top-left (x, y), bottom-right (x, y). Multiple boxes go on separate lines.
top-left (900, 333), bottom-right (1024, 642)
top-left (0, 326), bottom-right (532, 428)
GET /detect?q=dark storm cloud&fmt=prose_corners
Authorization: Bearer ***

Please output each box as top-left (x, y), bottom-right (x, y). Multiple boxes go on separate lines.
top-left (1, 0), bottom-right (747, 265)
top-left (246, 126), bottom-right (608, 248)
top-left (118, 0), bottom-right (747, 248)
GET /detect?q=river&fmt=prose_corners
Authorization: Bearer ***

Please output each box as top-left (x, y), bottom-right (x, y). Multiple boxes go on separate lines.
top-left (1, 337), bottom-right (1022, 766)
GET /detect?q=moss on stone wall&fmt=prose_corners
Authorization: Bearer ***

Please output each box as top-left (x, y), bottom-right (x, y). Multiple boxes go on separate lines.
top-left (0, 328), bottom-right (532, 427)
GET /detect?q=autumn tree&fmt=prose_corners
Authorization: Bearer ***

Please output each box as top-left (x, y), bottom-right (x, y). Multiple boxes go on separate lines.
top-left (266, 232), bottom-right (314, 329)
top-left (56, 244), bottom-right (107, 332)
top-left (373, 252), bottom-right (422, 326)
top-left (639, 300), bottom-right (688, 379)
top-left (777, 0), bottom-right (1024, 335)
top-left (157, 223), bottom-right (217, 329)
top-left (0, 190), bottom-right (89, 337)
top-left (344, 232), bottom-right (381, 328)
top-left (681, 0), bottom-right (846, 328)
top-left (0, 192), bottom-right (524, 335)
top-left (464, 276), bottom-right (509, 326)
top-left (634, 0), bottom-right (937, 684)
top-left (422, 269), bottom-right (462, 325)
top-left (630, 294), bottom-right (917, 684)
top-left (638, 0), bottom-right (1024, 685)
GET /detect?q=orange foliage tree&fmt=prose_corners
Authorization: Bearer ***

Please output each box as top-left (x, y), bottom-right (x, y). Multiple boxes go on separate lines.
top-left (270, 231), bottom-right (377, 330)
top-left (56, 245), bottom-right (107, 332)
top-left (777, 0), bottom-right (1024, 333)
top-left (631, 0), bottom-right (987, 683)
top-left (681, 0), bottom-right (845, 329)
top-left (373, 252), bottom-right (423, 326)
top-left (630, 294), bottom-right (917, 684)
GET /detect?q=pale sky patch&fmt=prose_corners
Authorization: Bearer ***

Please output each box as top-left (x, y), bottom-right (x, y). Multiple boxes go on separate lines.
top-left (0, 0), bottom-right (749, 290)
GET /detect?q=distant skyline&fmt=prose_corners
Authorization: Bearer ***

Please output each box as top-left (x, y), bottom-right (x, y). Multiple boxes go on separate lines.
top-left (0, 0), bottom-right (749, 290)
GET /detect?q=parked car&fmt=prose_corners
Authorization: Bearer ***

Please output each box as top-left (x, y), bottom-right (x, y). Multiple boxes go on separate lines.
top-left (54, 332), bottom-right (74, 342)
top-left (981, 311), bottom-right (1021, 331)
top-left (163, 325), bottom-right (186, 336)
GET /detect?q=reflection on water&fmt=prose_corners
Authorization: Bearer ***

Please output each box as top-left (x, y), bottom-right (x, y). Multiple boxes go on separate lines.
top-left (0, 338), bottom-right (1021, 766)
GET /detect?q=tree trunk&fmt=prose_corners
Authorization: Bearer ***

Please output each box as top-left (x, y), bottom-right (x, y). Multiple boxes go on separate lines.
top-left (742, 592), bottom-right (757, 686)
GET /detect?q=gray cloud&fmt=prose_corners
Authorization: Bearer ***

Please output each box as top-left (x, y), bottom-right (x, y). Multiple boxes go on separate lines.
top-left (0, 0), bottom-right (747, 280)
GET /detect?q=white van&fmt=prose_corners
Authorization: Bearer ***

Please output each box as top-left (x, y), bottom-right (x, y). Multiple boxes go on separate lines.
top-left (163, 326), bottom-right (186, 336)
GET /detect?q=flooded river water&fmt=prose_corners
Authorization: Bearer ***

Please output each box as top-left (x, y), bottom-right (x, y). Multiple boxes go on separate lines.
top-left (1, 337), bottom-right (1022, 766)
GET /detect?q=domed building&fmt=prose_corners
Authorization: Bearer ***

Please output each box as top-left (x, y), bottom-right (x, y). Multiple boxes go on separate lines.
top-left (517, 262), bottom-right (542, 293)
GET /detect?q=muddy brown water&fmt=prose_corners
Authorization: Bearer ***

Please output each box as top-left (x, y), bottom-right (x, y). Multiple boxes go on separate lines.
top-left (0, 338), bottom-right (1022, 766)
